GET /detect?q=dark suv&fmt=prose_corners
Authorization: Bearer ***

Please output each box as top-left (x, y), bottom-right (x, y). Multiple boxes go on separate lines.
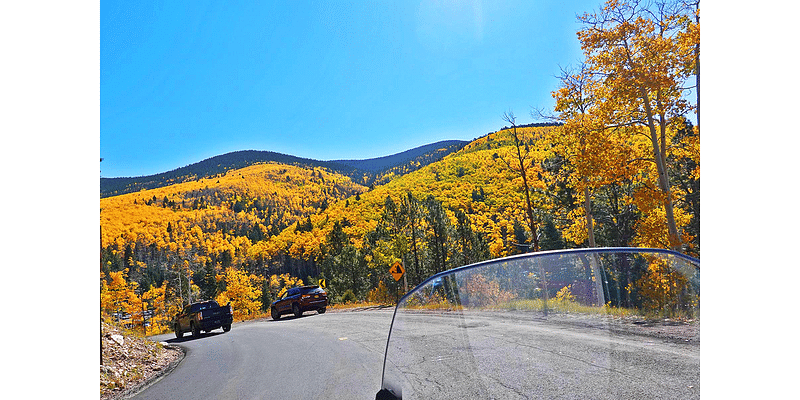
top-left (173, 300), bottom-right (233, 338)
top-left (271, 285), bottom-right (328, 320)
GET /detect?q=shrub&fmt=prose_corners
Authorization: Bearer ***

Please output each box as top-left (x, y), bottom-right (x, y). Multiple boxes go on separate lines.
top-left (340, 289), bottom-right (357, 304)
top-left (367, 281), bottom-right (390, 304)
top-left (462, 273), bottom-right (513, 308)
top-left (555, 285), bottom-right (576, 303)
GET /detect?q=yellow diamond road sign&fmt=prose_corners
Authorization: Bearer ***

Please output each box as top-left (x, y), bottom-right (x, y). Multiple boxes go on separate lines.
top-left (390, 261), bottom-right (405, 281)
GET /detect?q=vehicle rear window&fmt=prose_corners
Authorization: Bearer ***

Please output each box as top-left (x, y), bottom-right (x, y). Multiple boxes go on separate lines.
top-left (192, 301), bottom-right (219, 312)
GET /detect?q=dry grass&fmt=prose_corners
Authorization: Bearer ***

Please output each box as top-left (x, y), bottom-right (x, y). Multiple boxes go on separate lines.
top-left (500, 298), bottom-right (635, 317)
top-left (328, 300), bottom-right (392, 311)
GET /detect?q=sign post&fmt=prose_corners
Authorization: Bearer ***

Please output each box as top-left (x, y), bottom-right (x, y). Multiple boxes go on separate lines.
top-left (403, 260), bottom-right (408, 294)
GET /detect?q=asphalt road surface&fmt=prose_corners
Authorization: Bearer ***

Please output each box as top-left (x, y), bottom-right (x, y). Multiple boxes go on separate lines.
top-left (381, 309), bottom-right (699, 399)
top-left (136, 308), bottom-right (394, 400)
top-left (136, 308), bottom-right (699, 399)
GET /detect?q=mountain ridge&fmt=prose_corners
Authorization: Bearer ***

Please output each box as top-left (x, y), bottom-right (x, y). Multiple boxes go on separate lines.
top-left (100, 140), bottom-right (469, 198)
top-left (331, 140), bottom-right (468, 171)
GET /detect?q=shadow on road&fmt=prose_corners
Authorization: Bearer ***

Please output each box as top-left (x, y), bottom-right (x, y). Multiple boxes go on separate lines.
top-left (270, 312), bottom-right (322, 322)
top-left (165, 331), bottom-right (226, 344)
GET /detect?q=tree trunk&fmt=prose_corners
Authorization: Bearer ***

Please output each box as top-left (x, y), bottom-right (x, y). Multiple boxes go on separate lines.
top-left (641, 90), bottom-right (682, 251)
top-left (583, 181), bottom-right (596, 248)
top-left (510, 121), bottom-right (540, 252)
top-left (694, 1), bottom-right (700, 131)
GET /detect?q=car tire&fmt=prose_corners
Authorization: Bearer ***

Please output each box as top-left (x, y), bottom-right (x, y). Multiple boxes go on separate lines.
top-left (223, 324), bottom-right (231, 332)
top-left (318, 307), bottom-right (326, 314)
top-left (175, 324), bottom-right (183, 339)
top-left (292, 303), bottom-right (302, 318)
top-left (271, 307), bottom-right (281, 320)
top-left (191, 321), bottom-right (200, 337)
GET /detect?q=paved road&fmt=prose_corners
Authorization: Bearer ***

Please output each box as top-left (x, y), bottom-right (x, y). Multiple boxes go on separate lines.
top-left (135, 308), bottom-right (394, 400)
top-left (382, 310), bottom-right (699, 399)
top-left (136, 308), bottom-right (699, 399)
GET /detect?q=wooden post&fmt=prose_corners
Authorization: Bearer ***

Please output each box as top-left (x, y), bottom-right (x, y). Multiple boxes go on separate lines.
top-left (402, 259), bottom-right (408, 294)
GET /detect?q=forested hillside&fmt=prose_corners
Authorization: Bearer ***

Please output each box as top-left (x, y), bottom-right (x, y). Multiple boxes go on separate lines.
top-left (100, 0), bottom-right (700, 336)
top-left (100, 162), bottom-right (368, 327)
top-left (101, 122), bottom-right (699, 334)
top-left (257, 121), bottom-right (698, 302)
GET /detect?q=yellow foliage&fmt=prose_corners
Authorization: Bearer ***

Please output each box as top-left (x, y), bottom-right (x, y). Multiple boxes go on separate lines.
top-left (366, 281), bottom-right (391, 304)
top-left (574, 0), bottom-right (698, 250)
top-left (215, 267), bottom-right (264, 320)
top-left (101, 269), bottom-right (139, 317)
top-left (266, 273), bottom-right (305, 308)
top-left (555, 285), bottom-right (576, 303)
top-left (461, 273), bottom-right (514, 308)
top-left (100, 163), bottom-right (367, 255)
top-left (142, 282), bottom-right (170, 334)
top-left (263, 126), bottom-right (558, 261)
top-left (632, 257), bottom-right (693, 316)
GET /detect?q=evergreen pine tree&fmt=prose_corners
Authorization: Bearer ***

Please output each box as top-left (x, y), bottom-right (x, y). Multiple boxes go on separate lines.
top-left (539, 217), bottom-right (565, 251)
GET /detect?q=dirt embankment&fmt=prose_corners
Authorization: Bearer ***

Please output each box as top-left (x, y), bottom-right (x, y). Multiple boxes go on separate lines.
top-left (100, 322), bottom-right (183, 399)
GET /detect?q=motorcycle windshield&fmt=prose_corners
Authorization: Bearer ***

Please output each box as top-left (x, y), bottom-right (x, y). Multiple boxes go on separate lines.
top-left (378, 248), bottom-right (700, 399)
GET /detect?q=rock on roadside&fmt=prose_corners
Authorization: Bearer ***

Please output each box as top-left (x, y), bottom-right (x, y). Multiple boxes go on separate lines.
top-left (100, 322), bottom-right (183, 399)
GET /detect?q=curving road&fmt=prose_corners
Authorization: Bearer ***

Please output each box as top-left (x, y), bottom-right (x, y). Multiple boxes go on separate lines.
top-left (135, 308), bottom-right (394, 400)
top-left (135, 308), bottom-right (699, 399)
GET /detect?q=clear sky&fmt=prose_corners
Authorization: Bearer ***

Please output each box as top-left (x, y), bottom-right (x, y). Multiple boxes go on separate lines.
top-left (101, 0), bottom-right (601, 178)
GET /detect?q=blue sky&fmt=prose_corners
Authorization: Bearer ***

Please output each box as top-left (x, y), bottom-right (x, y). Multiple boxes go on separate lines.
top-left (101, 0), bottom-right (600, 178)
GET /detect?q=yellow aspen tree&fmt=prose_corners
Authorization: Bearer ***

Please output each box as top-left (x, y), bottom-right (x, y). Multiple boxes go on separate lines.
top-left (267, 274), bottom-right (282, 298)
top-left (632, 256), bottom-right (690, 316)
top-left (215, 267), bottom-right (264, 320)
top-left (126, 287), bottom-right (145, 329)
top-left (101, 269), bottom-right (138, 317)
top-left (142, 282), bottom-right (168, 334)
top-left (550, 64), bottom-right (605, 247)
top-left (577, 0), bottom-right (699, 251)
